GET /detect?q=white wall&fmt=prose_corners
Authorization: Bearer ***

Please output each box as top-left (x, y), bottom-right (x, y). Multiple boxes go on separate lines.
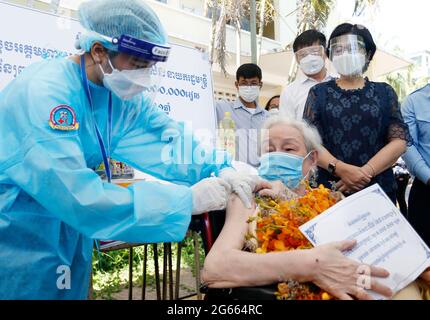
top-left (178, 0), bottom-right (204, 15)
top-left (4, 0), bottom-right (289, 101)
top-left (275, 0), bottom-right (298, 46)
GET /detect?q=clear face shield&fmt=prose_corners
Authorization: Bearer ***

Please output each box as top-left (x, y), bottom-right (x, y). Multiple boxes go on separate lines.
top-left (102, 54), bottom-right (162, 103)
top-left (295, 45), bottom-right (325, 75)
top-left (329, 34), bottom-right (367, 77)
top-left (91, 33), bottom-right (171, 102)
top-left (295, 45), bottom-right (325, 62)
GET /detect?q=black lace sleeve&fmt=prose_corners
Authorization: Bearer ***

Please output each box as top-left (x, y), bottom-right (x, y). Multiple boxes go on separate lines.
top-left (303, 87), bottom-right (321, 131)
top-left (384, 84), bottom-right (412, 146)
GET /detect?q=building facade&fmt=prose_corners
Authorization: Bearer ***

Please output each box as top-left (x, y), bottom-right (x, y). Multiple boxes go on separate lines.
top-left (409, 50), bottom-right (430, 80)
top-left (14, 0), bottom-right (298, 102)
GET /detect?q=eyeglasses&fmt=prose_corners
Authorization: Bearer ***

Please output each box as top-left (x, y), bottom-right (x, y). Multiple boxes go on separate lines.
top-left (108, 50), bottom-right (157, 70)
top-left (238, 81), bottom-right (262, 87)
top-left (130, 57), bottom-right (157, 69)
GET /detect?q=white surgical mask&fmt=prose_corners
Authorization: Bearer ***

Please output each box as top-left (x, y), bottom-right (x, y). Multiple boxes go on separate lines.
top-left (100, 59), bottom-right (153, 100)
top-left (299, 55), bottom-right (325, 75)
top-left (239, 86), bottom-right (260, 103)
top-left (332, 53), bottom-right (366, 77)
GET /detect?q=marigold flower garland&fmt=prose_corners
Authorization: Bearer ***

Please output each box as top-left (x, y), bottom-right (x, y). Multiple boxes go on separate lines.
top-left (249, 184), bottom-right (342, 300)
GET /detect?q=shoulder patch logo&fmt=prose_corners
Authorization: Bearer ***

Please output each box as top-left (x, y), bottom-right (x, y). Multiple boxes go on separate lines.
top-left (49, 105), bottom-right (79, 131)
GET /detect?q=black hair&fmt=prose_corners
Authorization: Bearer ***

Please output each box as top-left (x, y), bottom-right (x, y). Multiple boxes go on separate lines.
top-left (327, 23), bottom-right (377, 61)
top-left (107, 50), bottom-right (120, 59)
top-left (265, 95), bottom-right (280, 111)
top-left (236, 63), bottom-right (262, 81)
top-left (293, 30), bottom-right (327, 53)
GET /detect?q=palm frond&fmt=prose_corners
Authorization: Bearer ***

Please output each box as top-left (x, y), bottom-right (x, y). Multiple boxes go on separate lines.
top-left (208, 0), bottom-right (277, 76)
top-left (353, 0), bottom-right (377, 16)
top-left (297, 0), bottom-right (334, 31)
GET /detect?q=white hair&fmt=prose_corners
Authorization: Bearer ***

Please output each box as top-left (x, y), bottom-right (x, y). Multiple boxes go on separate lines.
top-left (261, 115), bottom-right (323, 152)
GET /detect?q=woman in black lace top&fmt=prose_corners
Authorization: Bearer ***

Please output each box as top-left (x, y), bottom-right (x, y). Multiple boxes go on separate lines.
top-left (303, 24), bottom-right (410, 202)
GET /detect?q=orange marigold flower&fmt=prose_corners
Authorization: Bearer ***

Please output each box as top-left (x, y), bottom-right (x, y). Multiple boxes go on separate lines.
top-left (252, 183), bottom-right (341, 300)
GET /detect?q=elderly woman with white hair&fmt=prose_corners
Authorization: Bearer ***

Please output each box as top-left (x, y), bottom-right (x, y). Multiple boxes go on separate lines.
top-left (202, 116), bottom-right (430, 300)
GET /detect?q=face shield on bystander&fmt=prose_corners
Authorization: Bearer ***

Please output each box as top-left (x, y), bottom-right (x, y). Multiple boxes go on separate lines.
top-left (329, 34), bottom-right (367, 77)
top-left (296, 45), bottom-right (325, 76)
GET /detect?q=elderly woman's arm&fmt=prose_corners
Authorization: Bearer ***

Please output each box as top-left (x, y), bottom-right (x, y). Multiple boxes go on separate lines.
top-left (201, 195), bottom-right (393, 300)
top-left (202, 196), bottom-right (314, 288)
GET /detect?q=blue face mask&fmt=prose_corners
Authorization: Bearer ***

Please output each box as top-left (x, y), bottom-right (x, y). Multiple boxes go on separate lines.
top-left (258, 151), bottom-right (313, 189)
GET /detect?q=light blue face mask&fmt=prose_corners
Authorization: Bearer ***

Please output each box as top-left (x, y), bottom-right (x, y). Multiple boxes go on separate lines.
top-left (258, 151), bottom-right (313, 189)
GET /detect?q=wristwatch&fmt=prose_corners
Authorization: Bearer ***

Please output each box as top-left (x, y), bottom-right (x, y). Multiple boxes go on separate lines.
top-left (327, 161), bottom-right (337, 175)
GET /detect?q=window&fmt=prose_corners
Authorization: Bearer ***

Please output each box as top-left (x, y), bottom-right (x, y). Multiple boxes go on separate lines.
top-left (214, 90), bottom-right (238, 102)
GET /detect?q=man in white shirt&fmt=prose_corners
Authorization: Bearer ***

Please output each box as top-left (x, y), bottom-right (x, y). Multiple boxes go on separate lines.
top-left (216, 64), bottom-right (269, 167)
top-left (280, 30), bottom-right (333, 120)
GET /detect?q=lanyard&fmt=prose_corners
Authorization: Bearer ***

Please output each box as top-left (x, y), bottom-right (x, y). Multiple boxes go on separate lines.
top-left (80, 55), bottom-right (113, 183)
